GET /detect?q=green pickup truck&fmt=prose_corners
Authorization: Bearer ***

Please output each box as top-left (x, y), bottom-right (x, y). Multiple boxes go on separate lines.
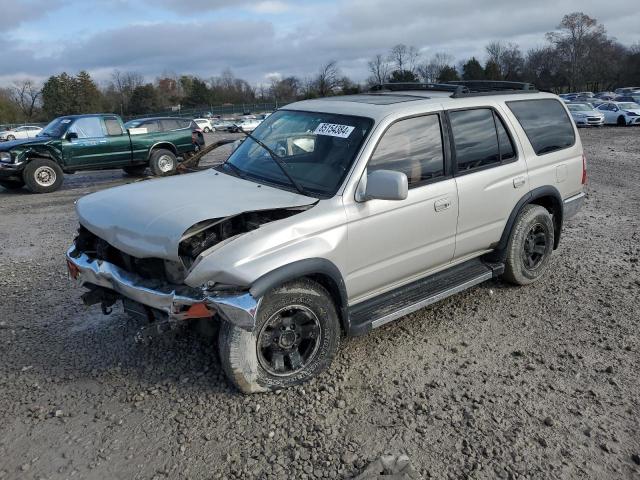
top-left (0, 114), bottom-right (204, 193)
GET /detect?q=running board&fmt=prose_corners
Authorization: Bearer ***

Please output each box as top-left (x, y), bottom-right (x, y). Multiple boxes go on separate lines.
top-left (348, 259), bottom-right (504, 336)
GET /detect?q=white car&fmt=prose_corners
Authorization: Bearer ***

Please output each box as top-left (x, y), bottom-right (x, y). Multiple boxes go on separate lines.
top-left (0, 125), bottom-right (43, 141)
top-left (596, 102), bottom-right (640, 126)
top-left (233, 118), bottom-right (262, 132)
top-left (193, 118), bottom-right (213, 133)
top-left (567, 103), bottom-right (605, 127)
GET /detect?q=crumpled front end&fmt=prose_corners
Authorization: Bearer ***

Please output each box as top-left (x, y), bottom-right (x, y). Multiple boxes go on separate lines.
top-left (66, 228), bottom-right (260, 331)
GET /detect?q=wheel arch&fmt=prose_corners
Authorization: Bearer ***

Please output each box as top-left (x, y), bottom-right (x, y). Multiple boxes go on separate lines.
top-left (249, 258), bottom-right (350, 334)
top-left (491, 186), bottom-right (563, 259)
top-left (147, 142), bottom-right (178, 159)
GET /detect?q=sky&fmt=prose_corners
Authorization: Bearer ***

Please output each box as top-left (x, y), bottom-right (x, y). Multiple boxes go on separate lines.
top-left (1, 0), bottom-right (638, 88)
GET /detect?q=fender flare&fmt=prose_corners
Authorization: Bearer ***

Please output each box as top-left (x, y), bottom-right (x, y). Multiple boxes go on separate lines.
top-left (249, 258), bottom-right (350, 332)
top-left (495, 186), bottom-right (564, 254)
top-left (147, 142), bottom-right (178, 159)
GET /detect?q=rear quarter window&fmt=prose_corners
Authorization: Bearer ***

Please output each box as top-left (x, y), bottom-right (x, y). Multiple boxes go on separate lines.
top-left (507, 99), bottom-right (575, 155)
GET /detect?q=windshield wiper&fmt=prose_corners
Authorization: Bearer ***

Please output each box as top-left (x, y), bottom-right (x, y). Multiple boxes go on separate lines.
top-left (223, 161), bottom-right (246, 179)
top-left (233, 125), bottom-right (308, 196)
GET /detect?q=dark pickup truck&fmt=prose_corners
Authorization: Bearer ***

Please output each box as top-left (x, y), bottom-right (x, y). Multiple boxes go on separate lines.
top-left (0, 114), bottom-right (204, 193)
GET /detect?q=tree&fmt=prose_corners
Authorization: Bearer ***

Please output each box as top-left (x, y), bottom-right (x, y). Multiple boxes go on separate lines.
top-left (367, 53), bottom-right (390, 85)
top-left (269, 76), bottom-right (301, 101)
top-left (129, 84), bottom-right (160, 114)
top-left (110, 70), bottom-right (144, 115)
top-left (10, 80), bottom-right (41, 120)
top-left (484, 60), bottom-right (502, 80)
top-left (437, 66), bottom-right (459, 82)
top-left (388, 44), bottom-right (419, 74)
top-left (74, 71), bottom-right (102, 114)
top-left (546, 12), bottom-right (607, 90)
top-left (418, 52), bottom-right (454, 83)
top-left (182, 77), bottom-right (210, 107)
top-left (0, 88), bottom-right (21, 123)
top-left (315, 61), bottom-right (341, 97)
top-left (42, 73), bottom-right (77, 117)
top-left (389, 70), bottom-right (419, 83)
top-left (462, 57), bottom-right (485, 80)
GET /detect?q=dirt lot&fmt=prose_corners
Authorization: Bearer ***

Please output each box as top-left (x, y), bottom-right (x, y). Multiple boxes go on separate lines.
top-left (0, 128), bottom-right (638, 480)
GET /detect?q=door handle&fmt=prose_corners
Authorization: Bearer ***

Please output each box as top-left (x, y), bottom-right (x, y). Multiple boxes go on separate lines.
top-left (513, 176), bottom-right (526, 188)
top-left (434, 198), bottom-right (451, 212)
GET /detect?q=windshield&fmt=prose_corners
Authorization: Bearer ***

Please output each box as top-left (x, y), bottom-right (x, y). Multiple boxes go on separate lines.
top-left (221, 110), bottom-right (373, 197)
top-left (38, 117), bottom-right (72, 137)
top-left (568, 104), bottom-right (592, 112)
top-left (619, 103), bottom-right (640, 110)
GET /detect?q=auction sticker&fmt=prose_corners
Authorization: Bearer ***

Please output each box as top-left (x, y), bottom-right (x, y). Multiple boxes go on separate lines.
top-left (314, 123), bottom-right (355, 138)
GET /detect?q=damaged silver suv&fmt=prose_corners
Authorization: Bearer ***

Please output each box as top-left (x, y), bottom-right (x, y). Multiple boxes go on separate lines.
top-left (66, 81), bottom-right (586, 393)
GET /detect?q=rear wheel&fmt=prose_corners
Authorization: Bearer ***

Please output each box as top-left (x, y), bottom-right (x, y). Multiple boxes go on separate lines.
top-left (503, 204), bottom-right (554, 285)
top-left (149, 149), bottom-right (177, 176)
top-left (218, 279), bottom-right (341, 393)
top-left (0, 179), bottom-right (25, 190)
top-left (122, 165), bottom-right (147, 176)
top-left (22, 158), bottom-right (64, 193)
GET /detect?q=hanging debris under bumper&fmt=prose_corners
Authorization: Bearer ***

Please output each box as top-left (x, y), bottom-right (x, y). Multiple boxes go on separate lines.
top-left (65, 246), bottom-right (259, 330)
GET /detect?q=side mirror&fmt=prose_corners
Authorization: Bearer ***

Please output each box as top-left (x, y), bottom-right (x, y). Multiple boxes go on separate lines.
top-left (65, 132), bottom-right (78, 142)
top-left (357, 169), bottom-right (408, 202)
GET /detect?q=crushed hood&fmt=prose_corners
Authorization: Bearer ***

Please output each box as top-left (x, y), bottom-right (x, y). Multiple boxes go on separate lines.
top-left (76, 169), bottom-right (316, 260)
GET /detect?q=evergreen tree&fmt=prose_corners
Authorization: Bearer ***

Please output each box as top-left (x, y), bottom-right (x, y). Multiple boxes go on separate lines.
top-left (462, 57), bottom-right (485, 80)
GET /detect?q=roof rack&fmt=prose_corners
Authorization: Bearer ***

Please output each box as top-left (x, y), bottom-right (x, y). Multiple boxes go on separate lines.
top-left (369, 81), bottom-right (538, 98)
top-left (370, 83), bottom-right (468, 95)
top-left (447, 81), bottom-right (538, 97)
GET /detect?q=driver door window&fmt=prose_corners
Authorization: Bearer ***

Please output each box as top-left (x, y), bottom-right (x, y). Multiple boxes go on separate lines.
top-left (68, 117), bottom-right (104, 139)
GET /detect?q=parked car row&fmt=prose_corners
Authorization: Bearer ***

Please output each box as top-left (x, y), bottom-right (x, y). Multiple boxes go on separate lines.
top-left (567, 101), bottom-right (640, 127)
top-left (0, 125), bottom-right (43, 141)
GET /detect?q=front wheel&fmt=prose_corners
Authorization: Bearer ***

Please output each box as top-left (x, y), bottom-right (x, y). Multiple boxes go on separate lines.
top-left (22, 158), bottom-right (64, 193)
top-left (503, 204), bottom-right (554, 285)
top-left (617, 116), bottom-right (627, 126)
top-left (218, 279), bottom-right (341, 393)
top-left (6, 135), bottom-right (15, 141)
top-left (203, 127), bottom-right (211, 133)
top-left (149, 149), bottom-right (177, 176)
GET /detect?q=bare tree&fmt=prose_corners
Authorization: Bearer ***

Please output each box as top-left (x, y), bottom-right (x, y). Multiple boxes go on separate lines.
top-left (546, 12), bottom-right (607, 90)
top-left (367, 54), bottom-right (390, 85)
top-left (316, 61), bottom-right (341, 97)
top-left (10, 80), bottom-right (41, 119)
top-left (417, 52), bottom-right (454, 83)
top-left (388, 44), bottom-right (419, 74)
top-left (110, 70), bottom-right (144, 114)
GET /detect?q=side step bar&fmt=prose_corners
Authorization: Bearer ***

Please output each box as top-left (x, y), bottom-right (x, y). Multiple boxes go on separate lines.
top-left (348, 259), bottom-right (504, 335)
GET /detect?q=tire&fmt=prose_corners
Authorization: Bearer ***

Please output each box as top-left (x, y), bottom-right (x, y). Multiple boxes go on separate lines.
top-left (218, 279), bottom-right (341, 394)
top-left (617, 116), bottom-right (627, 126)
top-left (122, 165), bottom-right (147, 176)
top-left (149, 149), bottom-right (177, 176)
top-left (503, 204), bottom-right (555, 286)
top-left (0, 179), bottom-right (25, 190)
top-left (6, 135), bottom-right (15, 141)
top-left (203, 127), bottom-right (211, 133)
top-left (22, 158), bottom-right (64, 193)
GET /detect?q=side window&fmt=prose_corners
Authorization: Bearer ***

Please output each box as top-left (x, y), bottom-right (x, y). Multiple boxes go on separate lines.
top-left (142, 121), bottom-right (160, 133)
top-left (180, 119), bottom-right (192, 129)
top-left (495, 114), bottom-right (515, 161)
top-left (104, 117), bottom-right (124, 136)
top-left (507, 99), bottom-right (575, 155)
top-left (160, 119), bottom-right (181, 131)
top-left (450, 109), bottom-right (501, 172)
top-left (68, 117), bottom-right (104, 139)
top-left (369, 114), bottom-right (445, 187)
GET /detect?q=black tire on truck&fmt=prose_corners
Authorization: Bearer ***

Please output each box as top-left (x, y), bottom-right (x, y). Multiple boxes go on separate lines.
top-left (122, 165), bottom-right (148, 176)
top-left (503, 204), bottom-right (555, 286)
top-left (149, 149), bottom-right (177, 176)
top-left (22, 158), bottom-right (64, 193)
top-left (0, 179), bottom-right (25, 190)
top-left (218, 279), bottom-right (341, 394)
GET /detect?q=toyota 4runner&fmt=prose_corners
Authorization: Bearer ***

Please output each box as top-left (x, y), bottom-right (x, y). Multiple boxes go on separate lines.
top-left (65, 81), bottom-right (586, 393)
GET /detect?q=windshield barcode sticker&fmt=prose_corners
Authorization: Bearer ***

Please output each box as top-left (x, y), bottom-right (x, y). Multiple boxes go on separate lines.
top-left (314, 123), bottom-right (355, 138)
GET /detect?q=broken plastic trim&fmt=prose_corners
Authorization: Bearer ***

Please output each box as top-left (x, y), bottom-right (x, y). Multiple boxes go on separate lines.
top-left (66, 246), bottom-right (260, 330)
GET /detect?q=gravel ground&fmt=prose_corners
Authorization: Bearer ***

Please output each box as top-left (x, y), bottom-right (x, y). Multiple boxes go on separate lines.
top-left (0, 128), bottom-right (638, 480)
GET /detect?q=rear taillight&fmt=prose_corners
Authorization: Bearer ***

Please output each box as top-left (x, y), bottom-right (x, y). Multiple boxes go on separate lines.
top-left (581, 153), bottom-right (587, 185)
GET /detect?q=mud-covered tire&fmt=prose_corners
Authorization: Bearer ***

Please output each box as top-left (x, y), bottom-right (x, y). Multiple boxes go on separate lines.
top-left (122, 165), bottom-right (148, 176)
top-left (503, 204), bottom-right (554, 286)
top-left (149, 149), bottom-right (177, 176)
top-left (0, 179), bottom-right (25, 190)
top-left (22, 158), bottom-right (64, 193)
top-left (218, 279), bottom-right (341, 394)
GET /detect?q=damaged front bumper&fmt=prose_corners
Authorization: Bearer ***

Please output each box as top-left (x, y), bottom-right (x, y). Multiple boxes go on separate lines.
top-left (65, 246), bottom-right (259, 331)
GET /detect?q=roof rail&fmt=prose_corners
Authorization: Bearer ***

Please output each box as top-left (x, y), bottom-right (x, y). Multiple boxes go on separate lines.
top-left (447, 80), bottom-right (538, 97)
top-left (370, 82), bottom-right (469, 95)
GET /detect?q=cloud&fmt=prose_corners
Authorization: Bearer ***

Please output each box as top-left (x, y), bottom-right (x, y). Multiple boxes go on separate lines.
top-left (0, 0), bottom-right (64, 32)
top-left (0, 0), bottom-right (637, 86)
